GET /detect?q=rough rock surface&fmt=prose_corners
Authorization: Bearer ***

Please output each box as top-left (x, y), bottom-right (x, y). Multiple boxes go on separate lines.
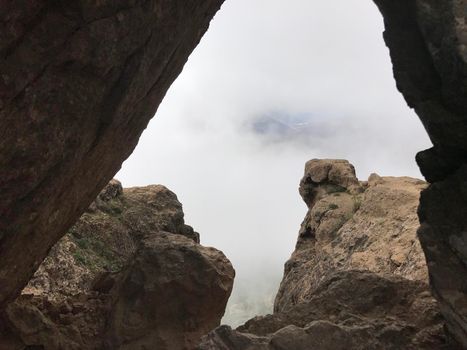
top-left (199, 160), bottom-right (458, 350)
top-left (0, 181), bottom-right (234, 350)
top-left (275, 159), bottom-right (428, 312)
top-left (199, 271), bottom-right (452, 350)
top-left (373, 0), bottom-right (467, 345)
top-left (107, 233), bottom-right (234, 350)
top-left (24, 179), bottom-right (199, 297)
top-left (0, 0), bottom-right (225, 309)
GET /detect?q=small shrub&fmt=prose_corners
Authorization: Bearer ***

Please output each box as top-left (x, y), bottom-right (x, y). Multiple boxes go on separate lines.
top-left (70, 234), bottom-right (123, 272)
top-left (328, 203), bottom-right (339, 210)
top-left (353, 196), bottom-right (362, 211)
top-left (73, 251), bottom-right (87, 266)
top-left (75, 237), bottom-right (91, 250)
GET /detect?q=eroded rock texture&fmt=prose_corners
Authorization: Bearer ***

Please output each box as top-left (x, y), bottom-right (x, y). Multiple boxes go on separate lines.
top-left (0, 181), bottom-right (234, 350)
top-left (199, 160), bottom-right (457, 350)
top-left (373, 0), bottom-right (467, 346)
top-left (0, 0), bottom-right (224, 309)
top-left (275, 159), bottom-right (428, 312)
top-left (199, 271), bottom-right (449, 350)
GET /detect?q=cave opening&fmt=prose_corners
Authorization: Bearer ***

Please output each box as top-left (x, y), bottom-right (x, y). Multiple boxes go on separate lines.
top-left (117, 0), bottom-right (432, 327)
top-left (2, 0), bottom-right (466, 347)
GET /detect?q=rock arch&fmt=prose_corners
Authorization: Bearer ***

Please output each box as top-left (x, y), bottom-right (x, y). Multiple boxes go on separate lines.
top-left (0, 0), bottom-right (224, 308)
top-left (0, 0), bottom-right (466, 346)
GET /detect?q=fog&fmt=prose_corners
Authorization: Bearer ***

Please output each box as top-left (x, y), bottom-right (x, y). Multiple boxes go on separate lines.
top-left (117, 0), bottom-right (432, 326)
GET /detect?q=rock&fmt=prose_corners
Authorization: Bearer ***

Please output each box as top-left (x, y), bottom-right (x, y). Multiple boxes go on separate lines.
top-left (198, 325), bottom-right (269, 349)
top-left (0, 0), bottom-right (225, 310)
top-left (1, 0), bottom-right (466, 345)
top-left (24, 181), bottom-right (201, 298)
top-left (299, 159), bottom-right (362, 208)
top-left (1, 180), bottom-right (234, 350)
top-left (199, 160), bottom-right (458, 350)
top-left (373, 0), bottom-right (467, 345)
top-left (3, 293), bottom-right (111, 350)
top-left (107, 233), bottom-right (235, 350)
top-left (199, 271), bottom-right (454, 350)
top-left (97, 179), bottom-right (123, 202)
top-left (417, 165), bottom-right (467, 347)
top-left (275, 160), bottom-right (428, 312)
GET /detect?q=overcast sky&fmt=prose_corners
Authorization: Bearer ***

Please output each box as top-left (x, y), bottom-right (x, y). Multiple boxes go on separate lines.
top-left (117, 0), bottom-right (432, 325)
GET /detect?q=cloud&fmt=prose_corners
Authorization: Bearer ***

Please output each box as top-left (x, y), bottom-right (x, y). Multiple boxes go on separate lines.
top-left (117, 0), bottom-right (432, 325)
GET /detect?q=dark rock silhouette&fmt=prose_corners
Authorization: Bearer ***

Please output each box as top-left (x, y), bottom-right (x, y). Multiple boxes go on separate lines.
top-left (0, 0), bottom-right (224, 309)
top-left (374, 1), bottom-right (467, 345)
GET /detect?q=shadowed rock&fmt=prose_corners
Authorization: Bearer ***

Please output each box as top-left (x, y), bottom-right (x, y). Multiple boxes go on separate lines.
top-left (199, 271), bottom-right (454, 350)
top-left (373, 0), bottom-right (467, 345)
top-left (0, 0), bottom-right (224, 309)
top-left (107, 232), bottom-right (234, 350)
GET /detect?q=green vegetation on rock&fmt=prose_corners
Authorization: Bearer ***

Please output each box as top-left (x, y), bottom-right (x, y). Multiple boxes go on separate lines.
top-left (71, 233), bottom-right (123, 273)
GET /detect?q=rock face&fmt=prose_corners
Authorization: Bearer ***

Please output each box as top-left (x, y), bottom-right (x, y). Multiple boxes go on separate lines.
top-left (275, 159), bottom-right (428, 312)
top-left (373, 0), bottom-right (467, 345)
top-left (199, 271), bottom-right (449, 350)
top-left (107, 233), bottom-right (234, 350)
top-left (0, 180), bottom-right (234, 350)
top-left (199, 160), bottom-right (458, 350)
top-left (0, 0), bottom-right (225, 309)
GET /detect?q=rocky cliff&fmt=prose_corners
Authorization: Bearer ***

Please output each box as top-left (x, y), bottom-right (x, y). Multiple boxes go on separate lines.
top-left (0, 0), bottom-right (225, 310)
top-left (275, 159), bottom-right (428, 312)
top-left (0, 180), bottom-right (234, 350)
top-left (199, 160), bottom-right (459, 350)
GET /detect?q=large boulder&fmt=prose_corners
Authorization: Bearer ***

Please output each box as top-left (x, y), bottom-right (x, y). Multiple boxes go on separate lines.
top-left (1, 181), bottom-right (234, 350)
top-left (107, 233), bottom-right (234, 350)
top-left (0, 0), bottom-right (224, 309)
top-left (24, 180), bottom-right (200, 298)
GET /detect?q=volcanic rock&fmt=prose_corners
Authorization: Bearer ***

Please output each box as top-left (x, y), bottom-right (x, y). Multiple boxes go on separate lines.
top-left (199, 271), bottom-right (452, 350)
top-left (374, 0), bottom-right (467, 344)
top-left (1, 181), bottom-right (234, 350)
top-left (0, 0), bottom-right (225, 310)
top-left (199, 160), bottom-right (458, 350)
top-left (275, 159), bottom-right (428, 312)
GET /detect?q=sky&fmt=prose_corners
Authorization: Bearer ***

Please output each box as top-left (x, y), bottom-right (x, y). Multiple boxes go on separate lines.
top-left (117, 0), bottom-right (432, 325)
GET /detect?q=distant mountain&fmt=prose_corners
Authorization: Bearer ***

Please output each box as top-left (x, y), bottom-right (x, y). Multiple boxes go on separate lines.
top-left (248, 112), bottom-right (338, 144)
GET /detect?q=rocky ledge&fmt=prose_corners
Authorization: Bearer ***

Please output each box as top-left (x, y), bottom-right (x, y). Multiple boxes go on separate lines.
top-left (199, 159), bottom-right (460, 350)
top-left (0, 180), bottom-right (234, 350)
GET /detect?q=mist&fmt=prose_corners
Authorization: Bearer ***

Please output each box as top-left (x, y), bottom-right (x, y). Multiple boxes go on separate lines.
top-left (117, 0), bottom-right (432, 326)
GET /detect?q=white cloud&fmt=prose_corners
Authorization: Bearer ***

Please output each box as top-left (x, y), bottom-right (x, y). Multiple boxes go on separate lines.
top-left (117, 0), bottom-right (432, 325)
